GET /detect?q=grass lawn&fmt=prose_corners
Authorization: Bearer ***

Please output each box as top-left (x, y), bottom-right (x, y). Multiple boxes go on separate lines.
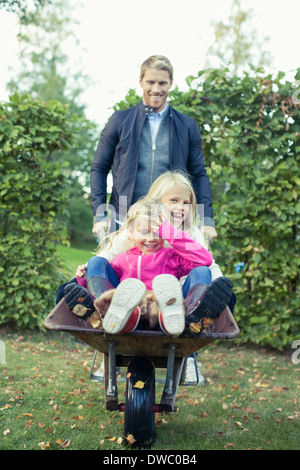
top-left (1, 329), bottom-right (299, 451)
top-left (0, 245), bottom-right (299, 451)
top-left (56, 244), bottom-right (96, 279)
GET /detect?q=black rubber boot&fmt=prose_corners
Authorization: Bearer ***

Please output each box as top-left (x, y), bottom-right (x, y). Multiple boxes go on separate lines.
top-left (64, 276), bottom-right (114, 320)
top-left (184, 276), bottom-right (232, 335)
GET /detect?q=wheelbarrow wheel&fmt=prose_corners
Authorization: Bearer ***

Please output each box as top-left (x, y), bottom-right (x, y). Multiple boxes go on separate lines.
top-left (124, 356), bottom-right (155, 448)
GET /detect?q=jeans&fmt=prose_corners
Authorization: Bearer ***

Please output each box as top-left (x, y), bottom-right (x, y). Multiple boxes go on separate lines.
top-left (86, 256), bottom-right (120, 287)
top-left (87, 257), bottom-right (212, 296)
top-left (181, 266), bottom-right (212, 298)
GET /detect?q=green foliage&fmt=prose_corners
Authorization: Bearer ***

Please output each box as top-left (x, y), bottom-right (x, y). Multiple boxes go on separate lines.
top-left (205, 0), bottom-right (272, 75)
top-left (6, 0), bottom-right (98, 244)
top-left (173, 68), bottom-right (300, 350)
top-left (116, 68), bottom-right (300, 350)
top-left (0, 93), bottom-right (77, 329)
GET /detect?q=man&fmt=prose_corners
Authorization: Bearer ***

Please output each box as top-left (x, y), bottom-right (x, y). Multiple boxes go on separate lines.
top-left (90, 55), bottom-right (217, 243)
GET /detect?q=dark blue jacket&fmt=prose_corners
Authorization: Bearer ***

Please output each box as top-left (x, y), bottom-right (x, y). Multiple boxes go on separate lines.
top-left (90, 100), bottom-right (214, 226)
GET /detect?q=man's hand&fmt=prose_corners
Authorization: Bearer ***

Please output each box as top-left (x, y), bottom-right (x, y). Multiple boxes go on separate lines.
top-left (92, 220), bottom-right (109, 239)
top-left (201, 226), bottom-right (218, 245)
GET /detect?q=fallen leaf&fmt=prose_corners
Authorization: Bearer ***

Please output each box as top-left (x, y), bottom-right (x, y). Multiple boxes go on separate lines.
top-left (61, 439), bottom-right (70, 448)
top-left (245, 407), bottom-right (254, 413)
top-left (38, 441), bottom-right (50, 450)
top-left (224, 442), bottom-right (235, 448)
top-left (126, 434), bottom-right (136, 445)
top-left (134, 381), bottom-right (145, 389)
top-left (3, 429), bottom-right (10, 436)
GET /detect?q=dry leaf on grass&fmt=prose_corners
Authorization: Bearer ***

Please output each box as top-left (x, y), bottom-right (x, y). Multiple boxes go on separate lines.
top-left (126, 434), bottom-right (136, 445)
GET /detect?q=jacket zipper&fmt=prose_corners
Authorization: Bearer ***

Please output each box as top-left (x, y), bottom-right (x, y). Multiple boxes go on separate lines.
top-left (169, 111), bottom-right (173, 168)
top-left (137, 255), bottom-right (142, 280)
top-left (149, 120), bottom-right (162, 184)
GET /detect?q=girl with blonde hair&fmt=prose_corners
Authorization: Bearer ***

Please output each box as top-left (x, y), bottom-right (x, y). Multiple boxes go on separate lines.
top-left (62, 171), bottom-right (234, 331)
top-left (89, 197), bottom-right (214, 336)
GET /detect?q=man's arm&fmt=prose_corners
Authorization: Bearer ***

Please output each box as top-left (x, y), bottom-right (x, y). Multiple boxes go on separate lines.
top-left (187, 119), bottom-right (217, 242)
top-left (90, 113), bottom-right (120, 228)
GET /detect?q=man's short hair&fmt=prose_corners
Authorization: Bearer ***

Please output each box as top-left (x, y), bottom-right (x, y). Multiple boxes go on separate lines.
top-left (140, 55), bottom-right (173, 82)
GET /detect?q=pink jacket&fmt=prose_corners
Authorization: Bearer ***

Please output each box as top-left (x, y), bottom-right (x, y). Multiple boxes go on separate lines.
top-left (109, 220), bottom-right (213, 290)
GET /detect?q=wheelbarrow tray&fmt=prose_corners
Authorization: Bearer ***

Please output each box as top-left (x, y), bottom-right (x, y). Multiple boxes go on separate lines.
top-left (44, 298), bottom-right (240, 359)
top-left (44, 299), bottom-right (240, 438)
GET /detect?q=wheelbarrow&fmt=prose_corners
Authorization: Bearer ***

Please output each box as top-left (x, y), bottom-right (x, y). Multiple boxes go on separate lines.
top-left (44, 298), bottom-right (239, 448)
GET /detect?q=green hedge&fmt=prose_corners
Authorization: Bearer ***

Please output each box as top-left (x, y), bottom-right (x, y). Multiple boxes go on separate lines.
top-left (117, 68), bottom-right (300, 349)
top-left (172, 68), bottom-right (300, 349)
top-left (0, 94), bottom-right (76, 328)
top-left (1, 68), bottom-right (299, 349)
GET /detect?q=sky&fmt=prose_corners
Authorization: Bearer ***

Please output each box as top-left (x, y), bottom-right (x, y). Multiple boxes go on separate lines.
top-left (0, 0), bottom-right (299, 128)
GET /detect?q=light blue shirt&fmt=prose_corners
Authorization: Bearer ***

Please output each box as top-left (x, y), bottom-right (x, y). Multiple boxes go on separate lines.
top-left (148, 103), bottom-right (169, 142)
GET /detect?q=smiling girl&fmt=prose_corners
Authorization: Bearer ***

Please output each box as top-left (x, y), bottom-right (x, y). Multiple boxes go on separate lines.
top-left (93, 198), bottom-right (213, 336)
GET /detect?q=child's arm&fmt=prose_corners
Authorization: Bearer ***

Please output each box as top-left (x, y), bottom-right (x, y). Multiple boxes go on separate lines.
top-left (191, 226), bottom-right (224, 280)
top-left (157, 220), bottom-right (213, 267)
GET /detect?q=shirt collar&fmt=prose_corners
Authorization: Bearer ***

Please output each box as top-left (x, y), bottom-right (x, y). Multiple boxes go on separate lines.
top-left (143, 102), bottom-right (169, 119)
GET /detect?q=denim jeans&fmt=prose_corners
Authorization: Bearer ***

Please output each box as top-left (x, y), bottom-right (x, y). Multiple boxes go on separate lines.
top-left (87, 257), bottom-right (212, 296)
top-left (86, 256), bottom-right (120, 287)
top-left (181, 266), bottom-right (212, 298)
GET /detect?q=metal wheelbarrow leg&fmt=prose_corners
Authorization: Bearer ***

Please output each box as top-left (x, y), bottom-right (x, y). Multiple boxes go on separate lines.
top-left (44, 300), bottom-right (240, 448)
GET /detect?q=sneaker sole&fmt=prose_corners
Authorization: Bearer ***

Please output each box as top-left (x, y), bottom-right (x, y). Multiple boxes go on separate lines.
top-left (152, 274), bottom-right (185, 337)
top-left (103, 278), bottom-right (146, 334)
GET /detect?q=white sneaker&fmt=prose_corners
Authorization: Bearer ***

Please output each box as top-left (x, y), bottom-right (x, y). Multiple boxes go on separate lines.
top-left (103, 278), bottom-right (146, 334)
top-left (153, 274), bottom-right (185, 337)
top-left (183, 357), bottom-right (205, 385)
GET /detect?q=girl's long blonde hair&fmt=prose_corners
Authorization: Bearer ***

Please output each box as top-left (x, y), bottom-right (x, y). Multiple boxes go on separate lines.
top-left (97, 197), bottom-right (161, 254)
top-left (147, 170), bottom-right (196, 232)
top-left (96, 171), bottom-right (197, 254)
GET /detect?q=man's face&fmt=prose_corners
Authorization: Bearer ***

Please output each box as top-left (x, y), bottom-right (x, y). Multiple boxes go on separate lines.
top-left (140, 68), bottom-right (173, 113)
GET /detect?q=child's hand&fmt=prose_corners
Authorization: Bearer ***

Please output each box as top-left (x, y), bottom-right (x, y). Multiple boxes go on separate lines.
top-left (159, 204), bottom-right (174, 225)
top-left (75, 264), bottom-right (87, 278)
top-left (150, 204), bottom-right (174, 233)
